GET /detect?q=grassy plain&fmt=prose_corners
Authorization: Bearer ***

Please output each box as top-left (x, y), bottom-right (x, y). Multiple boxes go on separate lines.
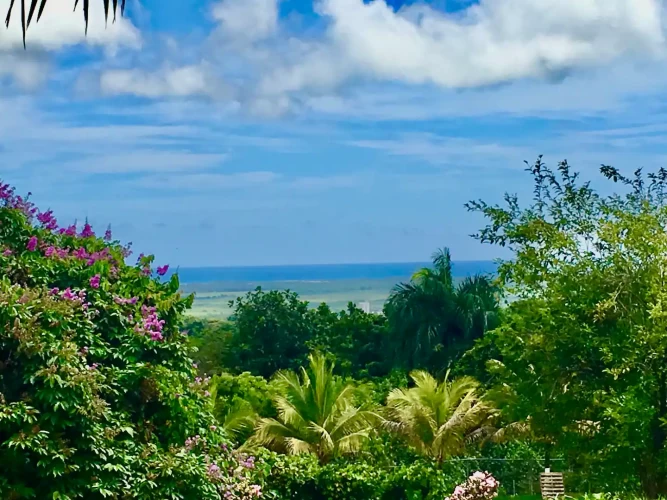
top-left (182, 278), bottom-right (399, 319)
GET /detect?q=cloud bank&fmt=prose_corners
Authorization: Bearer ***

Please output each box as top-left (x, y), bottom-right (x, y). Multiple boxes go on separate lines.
top-left (96, 0), bottom-right (666, 115)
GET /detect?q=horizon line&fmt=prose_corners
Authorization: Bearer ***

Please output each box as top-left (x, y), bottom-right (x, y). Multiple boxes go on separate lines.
top-left (172, 259), bottom-right (500, 270)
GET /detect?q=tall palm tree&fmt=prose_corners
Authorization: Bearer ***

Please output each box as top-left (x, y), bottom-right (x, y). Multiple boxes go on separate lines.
top-left (248, 353), bottom-right (376, 463)
top-left (383, 370), bottom-right (496, 462)
top-left (6, 0), bottom-right (125, 47)
top-left (385, 248), bottom-right (499, 371)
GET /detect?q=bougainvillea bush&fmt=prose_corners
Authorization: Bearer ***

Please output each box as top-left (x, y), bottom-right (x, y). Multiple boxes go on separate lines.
top-left (0, 182), bottom-right (262, 499)
top-left (445, 471), bottom-right (499, 500)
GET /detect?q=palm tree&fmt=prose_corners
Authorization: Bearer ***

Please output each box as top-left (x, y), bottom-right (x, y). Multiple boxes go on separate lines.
top-left (248, 353), bottom-right (375, 463)
top-left (208, 379), bottom-right (258, 444)
top-left (385, 248), bottom-right (499, 371)
top-left (383, 370), bottom-right (497, 462)
top-left (5, 0), bottom-right (125, 47)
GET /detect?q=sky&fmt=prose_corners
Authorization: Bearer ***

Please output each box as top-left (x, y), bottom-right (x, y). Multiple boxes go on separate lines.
top-left (1, 0), bottom-right (667, 267)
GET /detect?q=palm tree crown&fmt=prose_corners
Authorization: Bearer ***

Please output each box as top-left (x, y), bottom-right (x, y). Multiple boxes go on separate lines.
top-left (385, 248), bottom-right (499, 371)
top-left (249, 353), bottom-right (375, 463)
top-left (384, 370), bottom-right (496, 462)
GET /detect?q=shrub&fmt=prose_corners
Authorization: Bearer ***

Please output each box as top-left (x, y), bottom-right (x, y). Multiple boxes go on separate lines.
top-left (0, 182), bottom-right (261, 499)
top-left (445, 472), bottom-right (499, 500)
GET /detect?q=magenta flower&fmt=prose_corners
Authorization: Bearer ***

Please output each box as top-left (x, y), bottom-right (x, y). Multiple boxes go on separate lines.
top-left (157, 265), bottom-right (169, 276)
top-left (74, 247), bottom-right (88, 260)
top-left (26, 236), bottom-right (38, 252)
top-left (44, 246), bottom-right (56, 257)
top-left (37, 210), bottom-right (58, 231)
top-left (2, 248), bottom-right (12, 256)
top-left (89, 274), bottom-right (101, 289)
top-left (104, 226), bottom-right (112, 242)
top-left (80, 222), bottom-right (94, 238)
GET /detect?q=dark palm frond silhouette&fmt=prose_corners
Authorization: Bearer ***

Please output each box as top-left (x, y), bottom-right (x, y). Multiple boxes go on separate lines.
top-left (5, 0), bottom-right (126, 48)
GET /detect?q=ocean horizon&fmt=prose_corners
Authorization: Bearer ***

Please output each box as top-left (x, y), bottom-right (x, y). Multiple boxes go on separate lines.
top-left (171, 261), bottom-right (498, 284)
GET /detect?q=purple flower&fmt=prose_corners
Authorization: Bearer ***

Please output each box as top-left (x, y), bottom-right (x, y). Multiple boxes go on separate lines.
top-left (104, 226), bottom-right (112, 242)
top-left (26, 236), bottom-right (38, 252)
top-left (2, 248), bottom-right (12, 256)
top-left (37, 210), bottom-right (58, 231)
top-left (49, 287), bottom-right (60, 295)
top-left (44, 246), bottom-right (56, 257)
top-left (74, 247), bottom-right (88, 260)
top-left (156, 265), bottom-right (169, 276)
top-left (89, 274), bottom-right (101, 289)
top-left (80, 222), bottom-right (94, 238)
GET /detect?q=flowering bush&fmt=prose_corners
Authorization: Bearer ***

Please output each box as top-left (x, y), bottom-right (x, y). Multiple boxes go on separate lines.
top-left (445, 471), bottom-right (499, 500)
top-left (0, 182), bottom-right (262, 499)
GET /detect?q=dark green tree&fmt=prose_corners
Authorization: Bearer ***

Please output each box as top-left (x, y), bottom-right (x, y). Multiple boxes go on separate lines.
top-left (311, 302), bottom-right (390, 378)
top-left (228, 288), bottom-right (316, 378)
top-left (385, 248), bottom-right (499, 372)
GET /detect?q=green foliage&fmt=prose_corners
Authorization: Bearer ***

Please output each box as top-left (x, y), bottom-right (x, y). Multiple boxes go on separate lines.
top-left (311, 302), bottom-right (391, 378)
top-left (0, 185), bottom-right (261, 499)
top-left (384, 370), bottom-right (497, 462)
top-left (259, 450), bottom-right (464, 500)
top-left (226, 290), bottom-right (391, 379)
top-left (249, 354), bottom-right (376, 463)
top-left (185, 317), bottom-right (235, 375)
top-left (228, 288), bottom-right (316, 377)
top-left (466, 158), bottom-right (667, 497)
top-left (209, 372), bottom-right (276, 445)
top-left (385, 248), bottom-right (500, 372)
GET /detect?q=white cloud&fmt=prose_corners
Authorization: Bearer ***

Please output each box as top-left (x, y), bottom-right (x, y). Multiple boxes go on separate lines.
top-left (92, 0), bottom-right (667, 118)
top-left (0, 0), bottom-right (140, 88)
top-left (100, 65), bottom-right (222, 98)
top-left (262, 0), bottom-right (666, 94)
top-left (211, 0), bottom-right (278, 43)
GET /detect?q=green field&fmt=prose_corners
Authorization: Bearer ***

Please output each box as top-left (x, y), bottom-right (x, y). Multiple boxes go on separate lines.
top-left (181, 278), bottom-right (400, 319)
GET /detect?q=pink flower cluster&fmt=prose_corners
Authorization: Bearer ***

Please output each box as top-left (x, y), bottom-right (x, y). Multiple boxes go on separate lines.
top-left (238, 455), bottom-right (255, 469)
top-left (50, 287), bottom-right (91, 309)
top-left (185, 435), bottom-right (205, 451)
top-left (134, 305), bottom-right (165, 341)
top-left (446, 472), bottom-right (499, 500)
top-left (114, 295), bottom-right (138, 306)
top-left (207, 462), bottom-right (222, 479)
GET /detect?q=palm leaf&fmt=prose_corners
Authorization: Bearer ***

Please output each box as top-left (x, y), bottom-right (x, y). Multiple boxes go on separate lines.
top-left (248, 353), bottom-right (376, 462)
top-left (6, 0), bottom-right (126, 47)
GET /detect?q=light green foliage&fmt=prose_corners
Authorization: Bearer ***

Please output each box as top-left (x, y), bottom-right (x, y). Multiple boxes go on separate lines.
top-left (0, 185), bottom-right (262, 499)
top-left (385, 248), bottom-right (500, 372)
top-left (384, 370), bottom-right (497, 462)
top-left (467, 158), bottom-right (667, 497)
top-left (249, 354), bottom-right (376, 463)
top-left (208, 372), bottom-right (276, 445)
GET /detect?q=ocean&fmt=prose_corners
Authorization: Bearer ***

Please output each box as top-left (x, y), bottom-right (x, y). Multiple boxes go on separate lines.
top-left (173, 261), bottom-right (497, 284)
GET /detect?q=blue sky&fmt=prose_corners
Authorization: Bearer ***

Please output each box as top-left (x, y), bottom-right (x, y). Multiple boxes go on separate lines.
top-left (1, 0), bottom-right (667, 267)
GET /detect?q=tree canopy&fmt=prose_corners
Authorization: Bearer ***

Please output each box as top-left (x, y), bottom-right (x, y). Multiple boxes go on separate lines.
top-left (467, 157), bottom-right (667, 497)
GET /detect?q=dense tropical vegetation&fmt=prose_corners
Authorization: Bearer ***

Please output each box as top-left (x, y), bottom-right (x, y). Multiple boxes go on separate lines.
top-left (4, 156), bottom-right (667, 498)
